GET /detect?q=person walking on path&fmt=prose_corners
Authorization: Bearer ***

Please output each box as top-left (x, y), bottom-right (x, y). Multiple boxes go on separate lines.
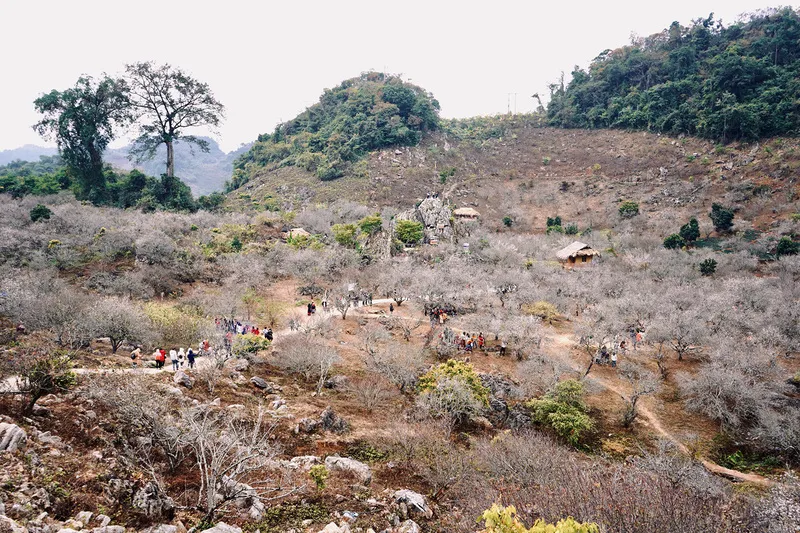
top-left (130, 347), bottom-right (141, 368)
top-left (611, 351), bottom-right (618, 368)
top-left (170, 349), bottom-right (179, 371)
top-left (187, 348), bottom-right (196, 369)
top-left (154, 349), bottom-right (165, 369)
top-left (500, 340), bottom-right (507, 356)
top-left (389, 303), bottom-right (394, 315)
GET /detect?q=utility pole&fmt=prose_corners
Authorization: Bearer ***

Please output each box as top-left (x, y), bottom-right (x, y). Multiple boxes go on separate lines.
top-left (514, 93), bottom-right (518, 115)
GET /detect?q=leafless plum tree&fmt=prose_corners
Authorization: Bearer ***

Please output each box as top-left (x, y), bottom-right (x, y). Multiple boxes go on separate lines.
top-left (618, 365), bottom-right (660, 427)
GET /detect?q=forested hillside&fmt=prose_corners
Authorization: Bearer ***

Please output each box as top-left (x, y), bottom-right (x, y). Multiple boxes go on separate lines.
top-left (229, 72), bottom-right (440, 190)
top-left (547, 7), bottom-right (800, 142)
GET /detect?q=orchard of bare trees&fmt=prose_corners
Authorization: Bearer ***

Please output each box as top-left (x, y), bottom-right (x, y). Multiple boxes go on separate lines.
top-left (1, 189), bottom-right (799, 533)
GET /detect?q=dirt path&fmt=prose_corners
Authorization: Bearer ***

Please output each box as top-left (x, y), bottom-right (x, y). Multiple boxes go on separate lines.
top-left (548, 329), bottom-right (774, 486)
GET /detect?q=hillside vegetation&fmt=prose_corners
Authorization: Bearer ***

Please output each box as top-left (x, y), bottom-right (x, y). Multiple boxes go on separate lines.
top-left (547, 7), bottom-right (800, 142)
top-left (228, 72), bottom-right (440, 189)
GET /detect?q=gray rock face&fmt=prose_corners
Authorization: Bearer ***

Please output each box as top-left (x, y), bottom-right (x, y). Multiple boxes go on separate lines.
top-left (0, 423), bottom-right (27, 452)
top-left (104, 479), bottom-right (134, 505)
top-left (201, 523), bottom-right (241, 533)
top-left (0, 515), bottom-right (26, 533)
top-left (172, 371), bottom-right (193, 389)
top-left (324, 456), bottom-right (372, 484)
top-left (395, 197), bottom-right (455, 246)
top-left (132, 482), bottom-right (175, 519)
top-left (392, 489), bottom-right (432, 518)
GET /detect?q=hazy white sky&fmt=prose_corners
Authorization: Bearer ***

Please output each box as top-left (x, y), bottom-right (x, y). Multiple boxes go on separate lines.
top-left (0, 0), bottom-right (790, 152)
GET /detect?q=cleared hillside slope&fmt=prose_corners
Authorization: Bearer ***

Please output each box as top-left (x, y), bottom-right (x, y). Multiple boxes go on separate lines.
top-left (228, 115), bottom-right (798, 242)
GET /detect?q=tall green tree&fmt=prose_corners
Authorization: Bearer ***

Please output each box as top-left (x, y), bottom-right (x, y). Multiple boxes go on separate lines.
top-left (125, 62), bottom-right (225, 178)
top-left (33, 76), bottom-right (130, 204)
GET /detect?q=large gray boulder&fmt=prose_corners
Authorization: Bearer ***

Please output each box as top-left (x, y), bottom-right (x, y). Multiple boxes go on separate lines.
top-left (219, 476), bottom-right (265, 521)
top-left (324, 456), bottom-right (372, 484)
top-left (0, 515), bottom-right (26, 533)
top-left (394, 197), bottom-right (455, 246)
top-left (393, 489), bottom-right (432, 518)
top-left (132, 482), bottom-right (175, 519)
top-left (317, 523), bottom-right (350, 533)
top-left (0, 423), bottom-right (27, 452)
top-left (172, 371), bottom-right (193, 389)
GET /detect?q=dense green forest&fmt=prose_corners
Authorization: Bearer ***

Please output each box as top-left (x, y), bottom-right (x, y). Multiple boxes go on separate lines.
top-left (228, 72), bottom-right (440, 190)
top-left (547, 7), bottom-right (800, 142)
top-left (0, 156), bottom-right (219, 212)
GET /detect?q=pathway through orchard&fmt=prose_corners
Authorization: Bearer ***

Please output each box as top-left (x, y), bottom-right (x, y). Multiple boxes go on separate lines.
top-left (547, 330), bottom-right (773, 486)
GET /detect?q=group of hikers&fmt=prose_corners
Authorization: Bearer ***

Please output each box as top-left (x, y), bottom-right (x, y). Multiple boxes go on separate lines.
top-left (129, 340), bottom-right (212, 370)
top-left (593, 328), bottom-right (645, 368)
top-left (216, 317), bottom-right (274, 348)
top-left (440, 327), bottom-right (502, 354)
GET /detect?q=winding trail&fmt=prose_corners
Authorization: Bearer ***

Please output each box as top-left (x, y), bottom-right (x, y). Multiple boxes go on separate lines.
top-left (548, 330), bottom-right (774, 486)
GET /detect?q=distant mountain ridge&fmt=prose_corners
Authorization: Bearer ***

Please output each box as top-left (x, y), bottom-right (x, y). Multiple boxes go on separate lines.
top-left (0, 138), bottom-right (248, 195)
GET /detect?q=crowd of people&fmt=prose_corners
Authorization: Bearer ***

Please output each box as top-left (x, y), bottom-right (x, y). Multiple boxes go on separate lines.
top-left (216, 317), bottom-right (274, 349)
top-left (129, 340), bottom-right (212, 370)
top-left (593, 328), bottom-right (646, 368)
top-left (440, 327), bottom-right (491, 353)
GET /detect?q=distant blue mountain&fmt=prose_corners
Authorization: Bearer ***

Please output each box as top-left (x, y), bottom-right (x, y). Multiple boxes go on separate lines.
top-left (0, 138), bottom-right (249, 196)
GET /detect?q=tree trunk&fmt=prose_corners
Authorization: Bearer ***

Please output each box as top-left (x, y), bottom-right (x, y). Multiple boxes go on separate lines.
top-left (166, 141), bottom-right (175, 177)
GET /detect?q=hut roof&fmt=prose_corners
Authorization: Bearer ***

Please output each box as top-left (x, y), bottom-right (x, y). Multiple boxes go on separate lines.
top-left (454, 207), bottom-right (480, 217)
top-left (556, 241), bottom-right (599, 260)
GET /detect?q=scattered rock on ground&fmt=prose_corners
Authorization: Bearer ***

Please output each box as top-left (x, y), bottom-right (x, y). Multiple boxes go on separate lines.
top-left (0, 515), bottom-right (26, 533)
top-left (172, 371), bottom-right (193, 389)
top-left (317, 523), bottom-right (350, 533)
top-left (395, 520), bottom-right (420, 533)
top-left (319, 407), bottom-right (349, 433)
top-left (0, 423), bottom-right (27, 452)
top-left (132, 482), bottom-right (175, 520)
top-left (392, 490), bottom-right (432, 518)
top-left (325, 456), bottom-right (372, 484)
top-left (202, 523), bottom-right (241, 533)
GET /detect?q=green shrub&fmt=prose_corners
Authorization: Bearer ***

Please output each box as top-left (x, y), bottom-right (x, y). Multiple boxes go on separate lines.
top-left (332, 223), bottom-right (358, 247)
top-left (418, 359), bottom-right (489, 405)
top-left (502, 216), bottom-right (514, 228)
top-left (618, 200), bottom-right (639, 219)
top-left (358, 214), bottom-right (383, 235)
top-left (522, 301), bottom-right (559, 323)
top-left (30, 204), bottom-right (53, 222)
top-left (709, 203), bottom-right (734, 232)
top-left (526, 380), bottom-right (593, 446)
top-left (546, 216), bottom-right (562, 228)
top-left (232, 333), bottom-right (271, 356)
top-left (679, 217), bottom-right (700, 243)
top-left (439, 167), bottom-right (456, 183)
top-left (309, 465), bottom-right (329, 491)
top-left (776, 236), bottom-right (799, 257)
top-left (395, 219), bottom-right (424, 245)
top-left (699, 258), bottom-right (718, 276)
top-left (564, 223), bottom-right (579, 235)
top-left (230, 236), bottom-right (242, 252)
top-left (663, 234), bottom-right (685, 250)
top-left (542, 156), bottom-right (552, 166)
top-left (479, 504), bottom-right (599, 533)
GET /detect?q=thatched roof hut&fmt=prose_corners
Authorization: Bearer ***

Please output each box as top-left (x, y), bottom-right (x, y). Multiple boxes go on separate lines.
top-left (556, 241), bottom-right (600, 266)
top-left (453, 207), bottom-right (480, 219)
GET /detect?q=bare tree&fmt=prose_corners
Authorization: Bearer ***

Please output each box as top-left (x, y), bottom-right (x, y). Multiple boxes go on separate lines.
top-left (182, 404), bottom-right (286, 524)
top-left (416, 377), bottom-right (485, 438)
top-left (329, 284), bottom-right (353, 320)
top-left (618, 365), bottom-right (660, 427)
top-left (89, 296), bottom-right (155, 353)
top-left (275, 334), bottom-right (340, 394)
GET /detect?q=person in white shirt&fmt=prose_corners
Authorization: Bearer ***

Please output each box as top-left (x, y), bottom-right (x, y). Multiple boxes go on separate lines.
top-left (170, 349), bottom-right (179, 371)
